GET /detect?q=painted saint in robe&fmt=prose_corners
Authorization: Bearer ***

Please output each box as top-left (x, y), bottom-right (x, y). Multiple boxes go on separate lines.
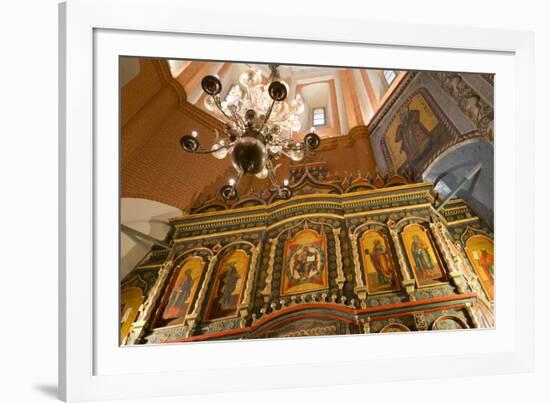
top-left (465, 235), bottom-right (494, 301)
top-left (411, 234), bottom-right (435, 274)
top-left (395, 109), bottom-right (432, 163)
top-left (163, 269), bottom-right (194, 319)
top-left (478, 249), bottom-right (494, 276)
top-left (366, 239), bottom-right (397, 286)
top-left (360, 230), bottom-right (400, 293)
top-left (402, 224), bottom-right (446, 287)
top-left (155, 256), bottom-right (205, 328)
top-left (216, 263), bottom-right (241, 310)
top-left (205, 250), bottom-right (249, 321)
top-left (387, 92), bottom-right (455, 174)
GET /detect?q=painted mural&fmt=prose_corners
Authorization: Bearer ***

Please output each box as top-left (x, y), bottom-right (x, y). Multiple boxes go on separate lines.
top-left (386, 91), bottom-right (454, 174)
top-left (205, 249), bottom-right (249, 321)
top-left (360, 230), bottom-right (400, 294)
top-left (160, 256), bottom-right (205, 326)
top-left (120, 287), bottom-right (143, 343)
top-left (281, 228), bottom-right (329, 296)
top-left (402, 224), bottom-right (447, 287)
top-left (465, 235), bottom-right (494, 301)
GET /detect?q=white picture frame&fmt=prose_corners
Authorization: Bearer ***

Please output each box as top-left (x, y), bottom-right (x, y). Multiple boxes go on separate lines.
top-left (59, 0), bottom-right (534, 401)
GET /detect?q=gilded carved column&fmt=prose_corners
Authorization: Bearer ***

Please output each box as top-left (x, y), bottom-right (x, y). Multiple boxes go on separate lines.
top-left (413, 312), bottom-right (428, 331)
top-left (464, 302), bottom-right (480, 328)
top-left (260, 238), bottom-right (277, 299)
top-left (238, 244), bottom-right (262, 327)
top-left (349, 231), bottom-right (367, 308)
top-left (126, 250), bottom-right (175, 345)
top-left (185, 254), bottom-right (218, 336)
top-left (429, 220), bottom-right (467, 294)
top-left (388, 226), bottom-right (416, 298)
top-left (441, 225), bottom-right (489, 302)
top-left (359, 317), bottom-right (371, 334)
top-left (332, 228), bottom-right (346, 290)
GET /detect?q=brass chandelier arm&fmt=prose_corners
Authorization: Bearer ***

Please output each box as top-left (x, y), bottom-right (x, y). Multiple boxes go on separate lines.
top-left (230, 107), bottom-right (246, 130)
top-left (265, 160), bottom-right (281, 190)
top-left (258, 99), bottom-right (276, 134)
top-left (182, 144), bottom-right (232, 155)
top-left (212, 95), bottom-right (243, 129)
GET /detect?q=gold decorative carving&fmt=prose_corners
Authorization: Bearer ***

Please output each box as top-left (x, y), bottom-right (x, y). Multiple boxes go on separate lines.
top-left (186, 254), bottom-right (218, 328)
top-left (388, 227), bottom-right (415, 297)
top-left (332, 228), bottom-right (345, 290)
top-left (126, 254), bottom-right (175, 345)
top-left (413, 312), bottom-right (428, 331)
top-left (360, 318), bottom-right (371, 334)
top-left (170, 182), bottom-right (435, 224)
top-left (349, 231), bottom-right (369, 308)
top-left (429, 220), bottom-right (467, 293)
top-left (464, 302), bottom-right (480, 328)
top-left (349, 231), bottom-right (365, 289)
top-left (238, 244), bottom-right (262, 327)
top-left (241, 244), bottom-right (260, 307)
top-left (260, 238), bottom-right (277, 298)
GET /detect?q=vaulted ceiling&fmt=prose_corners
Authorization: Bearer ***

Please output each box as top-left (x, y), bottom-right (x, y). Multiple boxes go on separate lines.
top-left (166, 60), bottom-right (405, 138)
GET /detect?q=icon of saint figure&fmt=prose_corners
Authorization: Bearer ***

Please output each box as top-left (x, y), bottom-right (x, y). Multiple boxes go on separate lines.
top-left (411, 234), bottom-right (435, 275)
top-left (164, 269), bottom-right (194, 318)
top-left (395, 109), bottom-right (431, 162)
top-left (305, 246), bottom-right (319, 277)
top-left (478, 248), bottom-right (494, 277)
top-left (292, 247), bottom-right (308, 280)
top-left (365, 238), bottom-right (396, 285)
top-left (290, 245), bottom-right (321, 281)
top-left (217, 263), bottom-right (240, 310)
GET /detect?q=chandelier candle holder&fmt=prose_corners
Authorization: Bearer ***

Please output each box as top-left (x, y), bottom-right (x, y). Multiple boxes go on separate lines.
top-left (180, 65), bottom-right (321, 201)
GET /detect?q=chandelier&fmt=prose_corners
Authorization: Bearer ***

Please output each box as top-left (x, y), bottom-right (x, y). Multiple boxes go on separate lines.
top-left (179, 64), bottom-right (321, 201)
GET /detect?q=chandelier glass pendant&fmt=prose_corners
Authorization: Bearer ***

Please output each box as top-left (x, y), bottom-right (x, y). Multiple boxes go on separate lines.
top-left (180, 64), bottom-right (321, 201)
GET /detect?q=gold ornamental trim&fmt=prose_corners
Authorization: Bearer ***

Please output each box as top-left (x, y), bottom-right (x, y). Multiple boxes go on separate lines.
top-left (170, 182), bottom-right (435, 224)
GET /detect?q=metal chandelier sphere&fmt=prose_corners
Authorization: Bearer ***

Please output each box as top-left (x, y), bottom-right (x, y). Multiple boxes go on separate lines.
top-left (179, 65), bottom-right (321, 201)
top-left (231, 137), bottom-right (268, 175)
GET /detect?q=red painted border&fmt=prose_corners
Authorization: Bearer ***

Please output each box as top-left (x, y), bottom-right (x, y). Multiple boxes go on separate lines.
top-left (163, 292), bottom-right (477, 343)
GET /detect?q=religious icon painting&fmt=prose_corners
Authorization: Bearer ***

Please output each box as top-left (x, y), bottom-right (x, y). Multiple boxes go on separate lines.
top-left (205, 249), bottom-right (249, 321)
top-left (120, 287), bottom-right (144, 343)
top-left (157, 256), bottom-right (205, 327)
top-left (281, 228), bottom-right (329, 296)
top-left (465, 235), bottom-right (494, 301)
top-left (401, 224), bottom-right (447, 287)
top-left (360, 230), bottom-right (401, 294)
top-left (386, 92), bottom-right (443, 172)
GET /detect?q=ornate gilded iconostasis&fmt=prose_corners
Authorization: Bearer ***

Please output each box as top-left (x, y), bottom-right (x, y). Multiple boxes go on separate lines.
top-left (119, 59), bottom-right (495, 345)
top-left (121, 167), bottom-right (495, 344)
